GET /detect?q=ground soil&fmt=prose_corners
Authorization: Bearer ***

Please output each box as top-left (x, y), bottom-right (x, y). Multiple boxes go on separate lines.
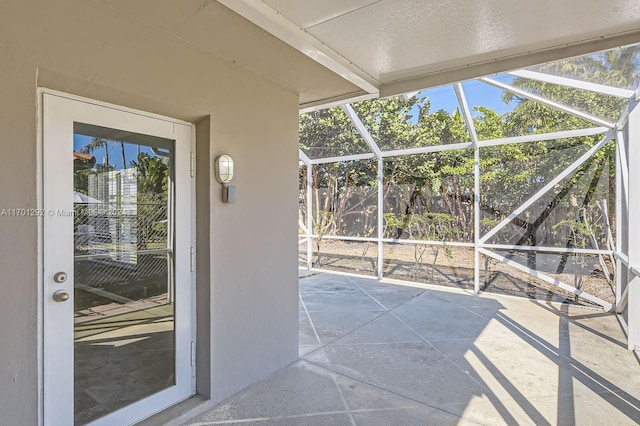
top-left (302, 239), bottom-right (615, 307)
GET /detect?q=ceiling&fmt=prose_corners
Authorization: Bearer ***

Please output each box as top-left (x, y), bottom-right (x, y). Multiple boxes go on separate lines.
top-left (93, 0), bottom-right (364, 107)
top-left (219, 0), bottom-right (640, 110)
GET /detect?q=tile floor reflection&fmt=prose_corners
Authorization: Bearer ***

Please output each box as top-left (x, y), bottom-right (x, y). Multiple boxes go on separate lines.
top-left (74, 304), bottom-right (174, 424)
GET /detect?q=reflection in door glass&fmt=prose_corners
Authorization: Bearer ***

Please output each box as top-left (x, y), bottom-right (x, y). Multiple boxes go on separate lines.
top-left (72, 123), bottom-right (175, 424)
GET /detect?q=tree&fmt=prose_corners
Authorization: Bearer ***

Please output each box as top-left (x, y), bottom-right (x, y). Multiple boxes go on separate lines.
top-left (299, 48), bottom-right (635, 297)
top-left (132, 152), bottom-right (169, 196)
top-left (131, 152), bottom-right (169, 250)
top-left (81, 138), bottom-right (127, 169)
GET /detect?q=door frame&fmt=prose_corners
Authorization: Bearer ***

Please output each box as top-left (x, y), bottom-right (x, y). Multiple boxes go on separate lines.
top-left (38, 88), bottom-right (196, 425)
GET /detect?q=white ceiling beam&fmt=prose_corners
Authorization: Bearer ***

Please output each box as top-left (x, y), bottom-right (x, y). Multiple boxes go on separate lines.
top-left (218, 0), bottom-right (380, 95)
top-left (300, 92), bottom-right (378, 114)
top-left (478, 127), bottom-right (609, 148)
top-left (509, 70), bottom-right (634, 99)
top-left (286, 26), bottom-right (640, 111)
top-left (305, 128), bottom-right (607, 164)
top-left (309, 152), bottom-right (376, 165)
top-left (480, 77), bottom-right (616, 129)
top-left (381, 142), bottom-right (474, 158)
top-left (379, 31), bottom-right (640, 98)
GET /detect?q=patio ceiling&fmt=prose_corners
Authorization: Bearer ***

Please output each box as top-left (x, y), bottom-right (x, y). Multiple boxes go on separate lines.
top-left (219, 0), bottom-right (640, 109)
top-left (91, 0), bottom-right (364, 107)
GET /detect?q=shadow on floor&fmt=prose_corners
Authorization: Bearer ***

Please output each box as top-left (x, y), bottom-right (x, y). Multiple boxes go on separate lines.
top-left (188, 273), bottom-right (640, 425)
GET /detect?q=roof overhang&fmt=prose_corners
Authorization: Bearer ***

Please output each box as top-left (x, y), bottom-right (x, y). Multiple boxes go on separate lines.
top-left (219, 0), bottom-right (640, 109)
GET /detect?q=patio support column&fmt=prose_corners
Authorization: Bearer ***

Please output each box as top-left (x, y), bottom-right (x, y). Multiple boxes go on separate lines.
top-left (342, 103), bottom-right (384, 279)
top-left (377, 157), bottom-right (384, 279)
top-left (306, 163), bottom-right (313, 270)
top-left (615, 132), bottom-right (622, 309)
top-left (626, 99), bottom-right (640, 352)
top-left (615, 129), bottom-right (626, 307)
top-left (473, 146), bottom-right (480, 293)
top-left (454, 83), bottom-right (481, 293)
top-left (299, 149), bottom-right (313, 271)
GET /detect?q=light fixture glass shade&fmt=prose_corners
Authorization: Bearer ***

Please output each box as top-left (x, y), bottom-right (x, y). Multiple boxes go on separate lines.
top-left (215, 154), bottom-right (234, 183)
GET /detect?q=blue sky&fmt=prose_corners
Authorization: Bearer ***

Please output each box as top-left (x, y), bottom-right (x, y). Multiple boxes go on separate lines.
top-left (73, 135), bottom-right (158, 170)
top-left (417, 73), bottom-right (517, 117)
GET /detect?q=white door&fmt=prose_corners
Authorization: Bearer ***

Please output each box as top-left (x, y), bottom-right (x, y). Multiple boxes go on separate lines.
top-left (42, 92), bottom-right (194, 425)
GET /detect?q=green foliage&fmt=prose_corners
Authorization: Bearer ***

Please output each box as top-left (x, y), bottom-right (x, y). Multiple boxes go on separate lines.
top-left (300, 46), bottom-right (638, 252)
top-left (552, 217), bottom-right (593, 249)
top-left (507, 46), bottom-right (640, 127)
top-left (313, 210), bottom-right (334, 236)
top-left (132, 152), bottom-right (170, 249)
top-left (384, 211), bottom-right (459, 241)
top-left (473, 106), bottom-right (505, 140)
top-left (132, 152), bottom-right (169, 197)
top-left (73, 169), bottom-right (92, 195)
top-left (300, 108), bottom-right (370, 158)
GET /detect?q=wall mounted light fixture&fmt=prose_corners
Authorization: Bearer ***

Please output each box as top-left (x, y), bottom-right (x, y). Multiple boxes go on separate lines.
top-left (215, 154), bottom-right (236, 203)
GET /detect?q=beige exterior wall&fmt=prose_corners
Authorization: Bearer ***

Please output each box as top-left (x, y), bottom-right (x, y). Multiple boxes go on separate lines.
top-left (0, 1), bottom-right (300, 423)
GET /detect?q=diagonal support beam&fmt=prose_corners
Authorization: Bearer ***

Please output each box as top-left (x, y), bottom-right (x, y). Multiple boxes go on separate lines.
top-left (617, 282), bottom-right (629, 314)
top-left (453, 83), bottom-right (481, 292)
top-left (617, 130), bottom-right (629, 205)
top-left (480, 133), bottom-right (613, 244)
top-left (508, 70), bottom-right (634, 99)
top-left (480, 248), bottom-right (612, 310)
top-left (615, 251), bottom-right (629, 266)
top-left (454, 83), bottom-right (480, 148)
top-left (402, 90), bottom-right (421, 101)
top-left (480, 77), bottom-right (616, 129)
top-left (342, 104), bottom-right (382, 159)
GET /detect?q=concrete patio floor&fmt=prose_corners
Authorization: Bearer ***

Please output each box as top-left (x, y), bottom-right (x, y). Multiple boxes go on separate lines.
top-left (186, 273), bottom-right (640, 425)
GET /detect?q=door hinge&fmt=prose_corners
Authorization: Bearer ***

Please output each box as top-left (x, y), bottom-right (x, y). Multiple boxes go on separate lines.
top-left (190, 151), bottom-right (196, 177)
top-left (190, 341), bottom-right (196, 367)
top-left (190, 246), bottom-right (195, 272)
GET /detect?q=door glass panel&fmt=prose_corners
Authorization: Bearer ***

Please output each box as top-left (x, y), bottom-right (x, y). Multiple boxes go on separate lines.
top-left (72, 123), bottom-right (175, 424)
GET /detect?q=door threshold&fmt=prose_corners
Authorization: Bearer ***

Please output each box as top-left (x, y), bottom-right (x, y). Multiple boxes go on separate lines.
top-left (136, 396), bottom-right (214, 426)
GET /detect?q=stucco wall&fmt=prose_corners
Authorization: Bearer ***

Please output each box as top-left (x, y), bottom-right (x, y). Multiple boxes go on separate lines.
top-left (0, 1), bottom-right (299, 423)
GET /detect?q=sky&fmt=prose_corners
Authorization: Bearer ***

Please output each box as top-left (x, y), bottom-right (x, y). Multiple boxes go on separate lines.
top-left (73, 135), bottom-right (160, 170)
top-left (415, 73), bottom-right (517, 117)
